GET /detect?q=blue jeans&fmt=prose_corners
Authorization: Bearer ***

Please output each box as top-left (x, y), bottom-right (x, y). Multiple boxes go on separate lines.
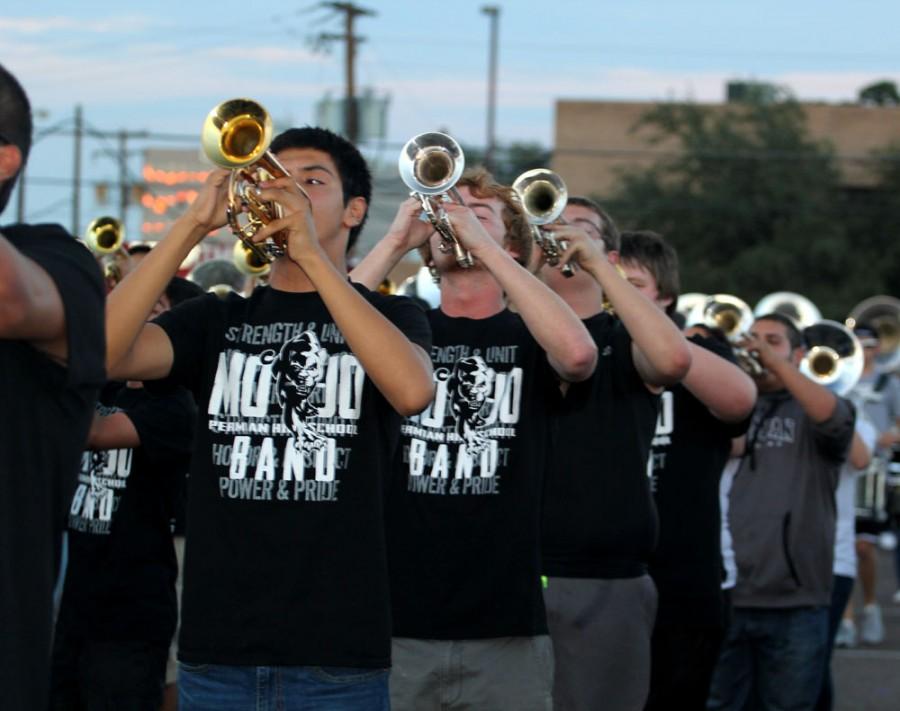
top-left (178, 662), bottom-right (389, 711)
top-left (707, 606), bottom-right (829, 711)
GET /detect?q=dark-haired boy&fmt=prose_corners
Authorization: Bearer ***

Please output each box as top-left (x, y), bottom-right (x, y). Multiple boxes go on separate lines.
top-left (616, 230), bottom-right (756, 710)
top-left (707, 313), bottom-right (855, 711)
top-left (105, 126), bottom-right (434, 708)
top-left (538, 208), bottom-right (692, 711)
top-left (0, 63), bottom-right (106, 711)
top-left (50, 279), bottom-right (201, 711)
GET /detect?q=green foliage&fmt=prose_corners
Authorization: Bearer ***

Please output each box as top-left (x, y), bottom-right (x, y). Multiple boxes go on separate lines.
top-left (605, 99), bottom-right (899, 318)
top-left (858, 81), bottom-right (900, 107)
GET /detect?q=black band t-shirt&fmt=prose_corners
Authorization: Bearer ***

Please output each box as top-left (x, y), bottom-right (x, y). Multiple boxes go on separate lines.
top-left (541, 313), bottom-right (660, 579)
top-left (648, 334), bottom-right (750, 628)
top-left (0, 224), bottom-right (105, 711)
top-left (57, 384), bottom-right (196, 645)
top-left (387, 308), bottom-right (559, 639)
top-left (151, 284), bottom-right (430, 668)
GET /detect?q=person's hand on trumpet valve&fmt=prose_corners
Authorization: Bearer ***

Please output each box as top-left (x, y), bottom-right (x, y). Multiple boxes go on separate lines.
top-left (441, 201), bottom-right (503, 262)
top-left (384, 197), bottom-right (435, 254)
top-left (549, 223), bottom-right (608, 274)
top-left (250, 176), bottom-right (317, 267)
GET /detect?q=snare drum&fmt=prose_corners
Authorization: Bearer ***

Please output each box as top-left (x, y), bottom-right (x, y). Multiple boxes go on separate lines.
top-left (856, 457), bottom-right (889, 523)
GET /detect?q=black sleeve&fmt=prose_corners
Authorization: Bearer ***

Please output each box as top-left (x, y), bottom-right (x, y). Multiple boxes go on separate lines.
top-left (123, 388), bottom-right (198, 460)
top-left (813, 396), bottom-right (856, 463)
top-left (689, 333), bottom-right (752, 438)
top-left (148, 292), bottom-right (223, 395)
top-left (365, 290), bottom-right (433, 353)
top-left (6, 224), bottom-right (106, 390)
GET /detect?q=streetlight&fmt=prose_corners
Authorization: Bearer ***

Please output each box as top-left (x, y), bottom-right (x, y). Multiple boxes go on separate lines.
top-left (481, 5), bottom-right (500, 173)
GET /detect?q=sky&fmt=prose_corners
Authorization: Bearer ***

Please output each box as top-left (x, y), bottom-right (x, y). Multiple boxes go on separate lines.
top-left (3, 0), bottom-right (900, 234)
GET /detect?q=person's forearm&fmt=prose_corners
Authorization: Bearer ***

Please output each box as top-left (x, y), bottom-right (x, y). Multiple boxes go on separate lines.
top-left (849, 431), bottom-right (871, 470)
top-left (477, 241), bottom-right (597, 382)
top-left (349, 232), bottom-right (408, 290)
top-left (583, 258), bottom-right (690, 384)
top-left (87, 411), bottom-right (140, 449)
top-left (683, 343), bottom-right (757, 422)
top-left (768, 357), bottom-right (837, 423)
top-left (106, 217), bottom-right (204, 371)
top-left (0, 234), bottom-right (65, 342)
top-left (298, 252), bottom-right (434, 415)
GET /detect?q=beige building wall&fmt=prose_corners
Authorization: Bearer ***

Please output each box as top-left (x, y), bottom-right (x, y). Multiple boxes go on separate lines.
top-left (553, 100), bottom-right (900, 198)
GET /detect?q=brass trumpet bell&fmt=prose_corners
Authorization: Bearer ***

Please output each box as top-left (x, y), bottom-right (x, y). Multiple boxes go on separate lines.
top-left (398, 132), bottom-right (472, 268)
top-left (201, 98), bottom-right (293, 265)
top-left (511, 168), bottom-right (573, 277)
top-left (800, 320), bottom-right (864, 396)
top-left (691, 294), bottom-right (755, 341)
top-left (84, 216), bottom-right (124, 255)
top-left (233, 240), bottom-right (271, 277)
top-left (512, 169), bottom-right (568, 226)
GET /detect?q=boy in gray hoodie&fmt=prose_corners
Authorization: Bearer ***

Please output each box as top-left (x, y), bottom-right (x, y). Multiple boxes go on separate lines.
top-left (707, 313), bottom-right (855, 711)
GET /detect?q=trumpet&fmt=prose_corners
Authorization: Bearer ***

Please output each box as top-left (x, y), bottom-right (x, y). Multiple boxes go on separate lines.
top-left (201, 98), bottom-right (296, 266)
top-left (511, 169), bottom-right (574, 277)
top-left (398, 132), bottom-right (473, 268)
top-left (690, 294), bottom-right (763, 376)
top-left (84, 216), bottom-right (127, 287)
top-left (233, 240), bottom-right (271, 278)
top-left (800, 320), bottom-right (864, 396)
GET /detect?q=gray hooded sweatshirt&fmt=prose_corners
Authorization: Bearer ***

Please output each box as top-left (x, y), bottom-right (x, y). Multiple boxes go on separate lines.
top-left (730, 391), bottom-right (855, 608)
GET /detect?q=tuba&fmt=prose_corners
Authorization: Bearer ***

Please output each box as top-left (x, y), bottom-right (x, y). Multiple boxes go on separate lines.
top-left (690, 294), bottom-right (762, 375)
top-left (511, 169), bottom-right (574, 277)
top-left (676, 292), bottom-right (708, 324)
top-left (754, 292), bottom-right (822, 329)
top-left (84, 216), bottom-right (126, 287)
top-left (800, 320), bottom-right (864, 396)
top-left (846, 296), bottom-right (900, 374)
top-left (201, 98), bottom-right (298, 266)
top-left (398, 132), bottom-right (472, 268)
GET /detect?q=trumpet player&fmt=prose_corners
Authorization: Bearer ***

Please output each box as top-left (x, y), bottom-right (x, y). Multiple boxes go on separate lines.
top-left (615, 230), bottom-right (756, 711)
top-left (707, 314), bottom-right (855, 711)
top-left (0, 64), bottom-right (106, 711)
top-left (353, 167), bottom-right (597, 710)
top-left (105, 125), bottom-right (434, 709)
top-left (538, 207), bottom-right (692, 711)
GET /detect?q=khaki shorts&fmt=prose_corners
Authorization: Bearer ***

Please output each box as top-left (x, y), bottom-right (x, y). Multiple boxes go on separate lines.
top-left (391, 635), bottom-right (553, 711)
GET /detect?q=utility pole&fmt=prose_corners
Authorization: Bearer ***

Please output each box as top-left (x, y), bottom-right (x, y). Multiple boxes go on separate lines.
top-left (482, 6), bottom-right (500, 173)
top-left (316, 2), bottom-right (376, 145)
top-left (118, 130), bottom-right (129, 223)
top-left (72, 104), bottom-right (83, 237)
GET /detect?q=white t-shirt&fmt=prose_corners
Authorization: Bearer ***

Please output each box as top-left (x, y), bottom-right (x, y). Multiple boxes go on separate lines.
top-left (833, 417), bottom-right (878, 578)
top-left (720, 457), bottom-right (739, 590)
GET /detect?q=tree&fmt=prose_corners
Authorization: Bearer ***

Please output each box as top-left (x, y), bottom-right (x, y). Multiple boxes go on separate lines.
top-left (605, 99), bottom-right (870, 318)
top-left (858, 81), bottom-right (900, 107)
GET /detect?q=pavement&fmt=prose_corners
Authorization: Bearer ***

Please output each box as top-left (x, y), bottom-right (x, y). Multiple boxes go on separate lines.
top-left (833, 547), bottom-right (900, 711)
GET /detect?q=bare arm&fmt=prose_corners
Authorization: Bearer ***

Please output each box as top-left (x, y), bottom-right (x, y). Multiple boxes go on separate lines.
top-left (349, 198), bottom-right (433, 289)
top-left (86, 410), bottom-right (140, 450)
top-left (0, 233), bottom-right (67, 360)
top-left (252, 179), bottom-right (435, 415)
top-left (683, 342), bottom-right (757, 422)
top-left (849, 430), bottom-right (871, 471)
top-left (553, 226), bottom-right (691, 387)
top-left (107, 169), bottom-right (230, 381)
top-left (445, 204), bottom-right (597, 382)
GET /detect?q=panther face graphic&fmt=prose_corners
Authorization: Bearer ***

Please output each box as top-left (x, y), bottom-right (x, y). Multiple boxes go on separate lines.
top-left (273, 331), bottom-right (329, 451)
top-left (447, 356), bottom-right (496, 454)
